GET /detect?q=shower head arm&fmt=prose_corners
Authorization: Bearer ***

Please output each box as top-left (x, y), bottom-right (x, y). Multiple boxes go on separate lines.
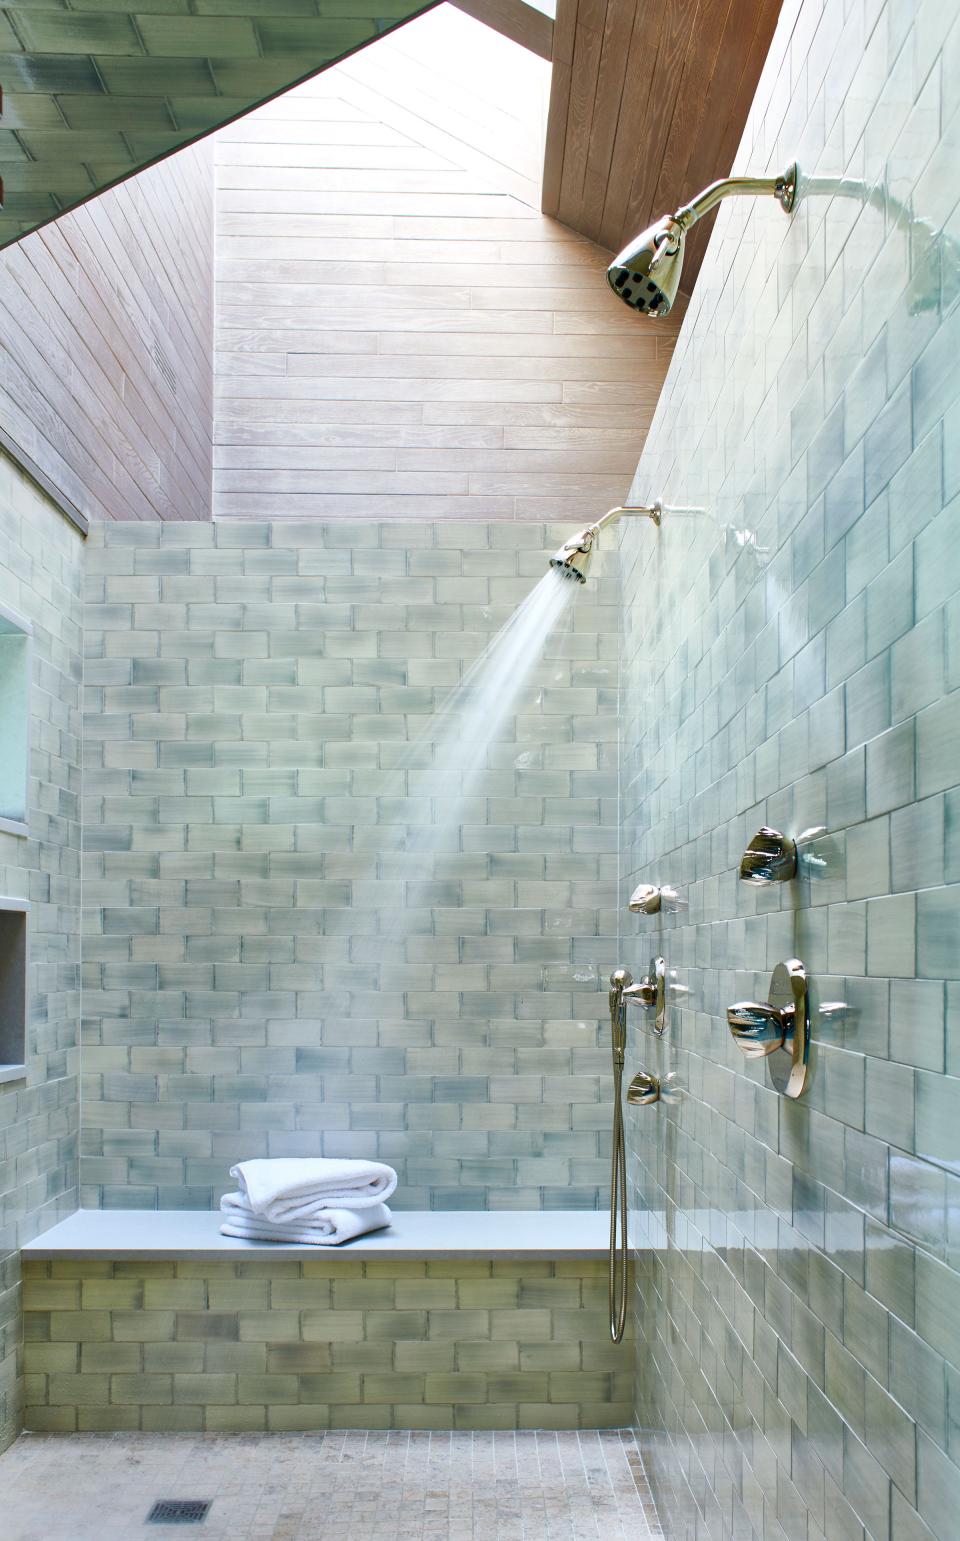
top-left (549, 501), bottom-right (662, 581)
top-left (674, 163), bottom-right (798, 230)
top-left (591, 501), bottom-right (663, 537)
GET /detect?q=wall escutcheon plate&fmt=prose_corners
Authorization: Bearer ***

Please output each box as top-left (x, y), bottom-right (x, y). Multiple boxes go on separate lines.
top-left (767, 959), bottom-right (810, 1098)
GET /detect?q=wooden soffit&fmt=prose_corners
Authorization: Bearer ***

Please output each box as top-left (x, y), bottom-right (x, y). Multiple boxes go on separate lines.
top-left (542, 0), bottom-right (782, 289)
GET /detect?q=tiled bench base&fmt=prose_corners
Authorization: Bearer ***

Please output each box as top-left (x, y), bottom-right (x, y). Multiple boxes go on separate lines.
top-left (22, 1256), bottom-right (631, 1433)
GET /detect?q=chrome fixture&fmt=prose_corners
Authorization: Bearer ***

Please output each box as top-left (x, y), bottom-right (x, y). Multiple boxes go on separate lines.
top-left (739, 825), bottom-right (829, 883)
top-left (628, 882), bottom-right (679, 914)
top-left (607, 968), bottom-right (631, 1343)
top-left (630, 955), bottom-right (667, 1035)
top-left (724, 525), bottom-right (769, 564)
top-left (550, 501), bottom-right (662, 583)
top-left (727, 957), bottom-right (810, 1099)
top-left (739, 826), bottom-right (799, 883)
top-left (627, 1069), bottom-right (661, 1105)
top-left (607, 163), bottom-right (798, 315)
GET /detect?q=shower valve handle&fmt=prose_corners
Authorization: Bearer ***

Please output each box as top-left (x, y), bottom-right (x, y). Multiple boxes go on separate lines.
top-left (726, 999), bottom-right (793, 1055)
top-left (623, 956), bottom-right (667, 1034)
top-left (739, 827), bottom-right (797, 883)
top-left (726, 959), bottom-right (811, 1099)
top-left (626, 1069), bottom-right (660, 1105)
top-left (632, 979), bottom-right (658, 1008)
top-left (628, 882), bottom-right (680, 914)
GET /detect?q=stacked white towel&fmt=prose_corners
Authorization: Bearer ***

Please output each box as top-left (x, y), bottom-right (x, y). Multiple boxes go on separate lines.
top-left (219, 1158), bottom-right (397, 1246)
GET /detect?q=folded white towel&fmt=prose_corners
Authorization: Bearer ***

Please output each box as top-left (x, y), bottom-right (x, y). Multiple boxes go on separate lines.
top-left (219, 1198), bottom-right (392, 1247)
top-left (228, 1158), bottom-right (397, 1222)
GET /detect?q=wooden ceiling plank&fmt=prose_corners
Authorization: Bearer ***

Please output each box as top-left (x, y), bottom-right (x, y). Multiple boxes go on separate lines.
top-left (617, 0), bottom-right (704, 255)
top-left (555, 6), bottom-right (607, 227)
top-left (577, 0), bottom-right (639, 245)
top-left (594, 0), bottom-right (670, 251)
top-left (541, 56), bottom-right (573, 217)
top-left (447, 0), bottom-right (555, 61)
top-left (647, 0), bottom-right (736, 224)
top-left (676, 0), bottom-right (782, 288)
top-left (541, 0), bottom-right (579, 216)
top-left (548, 0), bottom-right (782, 313)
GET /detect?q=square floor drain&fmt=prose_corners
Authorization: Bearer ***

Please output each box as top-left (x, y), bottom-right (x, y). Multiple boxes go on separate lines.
top-left (147, 1500), bottom-right (212, 1525)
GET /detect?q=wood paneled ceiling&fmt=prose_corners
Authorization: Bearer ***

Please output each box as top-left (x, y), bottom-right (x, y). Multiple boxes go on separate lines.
top-left (0, 0), bottom-right (560, 250)
top-left (542, 0), bottom-right (782, 290)
top-left (0, 0), bottom-right (779, 288)
top-left (0, 0), bottom-right (442, 248)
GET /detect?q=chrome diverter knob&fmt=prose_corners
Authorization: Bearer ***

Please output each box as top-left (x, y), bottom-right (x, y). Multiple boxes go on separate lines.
top-left (727, 958), bottom-right (811, 1099)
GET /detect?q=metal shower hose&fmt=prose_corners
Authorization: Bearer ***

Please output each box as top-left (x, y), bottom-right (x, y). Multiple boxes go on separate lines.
top-left (608, 977), bottom-right (628, 1343)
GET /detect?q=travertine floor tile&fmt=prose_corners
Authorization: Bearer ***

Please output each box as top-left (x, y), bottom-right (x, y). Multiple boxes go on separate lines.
top-left (0, 1428), bottom-right (661, 1540)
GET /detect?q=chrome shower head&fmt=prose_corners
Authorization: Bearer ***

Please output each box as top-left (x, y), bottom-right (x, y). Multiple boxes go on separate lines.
top-left (548, 502), bottom-right (662, 581)
top-left (607, 216), bottom-right (686, 316)
top-left (549, 527), bottom-right (596, 583)
top-left (607, 164), bottom-right (798, 316)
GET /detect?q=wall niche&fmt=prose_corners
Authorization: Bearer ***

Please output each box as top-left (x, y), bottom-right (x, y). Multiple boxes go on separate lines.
top-left (0, 898), bottom-right (27, 1081)
top-left (0, 599), bottom-right (31, 836)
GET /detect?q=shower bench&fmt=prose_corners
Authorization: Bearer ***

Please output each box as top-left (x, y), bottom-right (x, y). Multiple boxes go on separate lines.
top-left (21, 1210), bottom-right (631, 1435)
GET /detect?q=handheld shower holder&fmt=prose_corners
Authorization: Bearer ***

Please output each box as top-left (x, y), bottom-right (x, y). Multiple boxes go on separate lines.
top-left (622, 956), bottom-right (667, 1035)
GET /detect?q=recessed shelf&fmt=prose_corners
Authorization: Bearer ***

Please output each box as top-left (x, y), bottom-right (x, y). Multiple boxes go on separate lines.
top-left (0, 896), bottom-right (28, 1078)
top-left (0, 598), bottom-right (31, 835)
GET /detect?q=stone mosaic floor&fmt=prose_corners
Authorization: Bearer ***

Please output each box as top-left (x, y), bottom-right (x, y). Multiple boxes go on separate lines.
top-left (0, 1429), bottom-right (662, 1540)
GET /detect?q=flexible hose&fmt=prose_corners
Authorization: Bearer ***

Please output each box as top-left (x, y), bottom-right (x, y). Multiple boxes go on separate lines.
top-left (609, 985), bottom-right (628, 1343)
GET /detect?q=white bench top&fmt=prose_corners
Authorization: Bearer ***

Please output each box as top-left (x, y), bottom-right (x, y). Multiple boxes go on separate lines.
top-left (22, 1209), bottom-right (609, 1262)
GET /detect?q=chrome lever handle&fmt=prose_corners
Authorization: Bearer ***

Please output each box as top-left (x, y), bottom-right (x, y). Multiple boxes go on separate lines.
top-left (726, 999), bottom-right (793, 1056)
top-left (739, 827), bottom-right (797, 883)
top-left (726, 959), bottom-right (810, 1098)
top-left (628, 883), bottom-right (680, 914)
top-left (626, 1069), bottom-right (660, 1105)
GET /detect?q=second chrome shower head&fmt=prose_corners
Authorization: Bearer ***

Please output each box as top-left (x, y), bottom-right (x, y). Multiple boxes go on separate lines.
top-left (549, 501), bottom-right (662, 582)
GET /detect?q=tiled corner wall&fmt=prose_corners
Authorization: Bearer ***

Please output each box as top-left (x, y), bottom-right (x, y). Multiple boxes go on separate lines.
top-left (21, 1256), bottom-right (628, 1433)
top-left (619, 0), bottom-right (960, 1538)
top-left (0, 453), bottom-right (84, 1450)
top-left (82, 519), bottom-right (619, 1212)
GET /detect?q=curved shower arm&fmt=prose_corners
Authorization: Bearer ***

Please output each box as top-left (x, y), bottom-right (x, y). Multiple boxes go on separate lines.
top-left (589, 501), bottom-right (663, 540)
top-left (673, 163), bottom-right (798, 231)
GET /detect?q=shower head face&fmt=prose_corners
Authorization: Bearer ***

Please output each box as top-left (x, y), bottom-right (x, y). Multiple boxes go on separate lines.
top-left (606, 216), bottom-right (686, 315)
top-left (549, 529), bottom-right (595, 582)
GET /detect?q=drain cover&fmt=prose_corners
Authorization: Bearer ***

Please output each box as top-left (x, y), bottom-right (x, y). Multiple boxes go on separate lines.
top-left (147, 1500), bottom-right (212, 1525)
